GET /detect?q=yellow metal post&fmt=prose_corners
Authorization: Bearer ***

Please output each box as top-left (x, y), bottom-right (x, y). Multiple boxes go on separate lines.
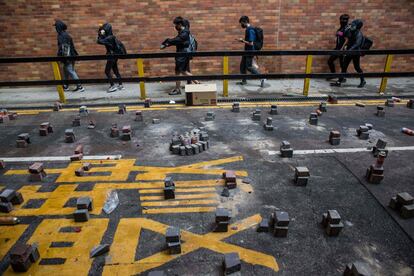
top-left (137, 58), bottom-right (146, 100)
top-left (303, 55), bottom-right (313, 96)
top-left (379, 54), bottom-right (393, 94)
top-left (51, 62), bottom-right (66, 103)
top-left (223, 56), bottom-right (229, 97)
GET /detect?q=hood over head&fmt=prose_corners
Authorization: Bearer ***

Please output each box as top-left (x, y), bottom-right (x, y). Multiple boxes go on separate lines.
top-left (54, 20), bottom-right (67, 33)
top-left (351, 19), bottom-right (363, 30)
top-left (101, 23), bottom-right (113, 36)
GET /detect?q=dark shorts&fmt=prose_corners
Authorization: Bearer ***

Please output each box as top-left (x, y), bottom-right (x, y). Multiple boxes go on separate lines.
top-left (175, 57), bottom-right (190, 73)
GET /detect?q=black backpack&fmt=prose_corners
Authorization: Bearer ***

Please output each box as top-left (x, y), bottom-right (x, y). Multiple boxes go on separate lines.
top-left (361, 36), bottom-right (373, 50)
top-left (114, 37), bottom-right (127, 55)
top-left (253, 27), bottom-right (264, 50)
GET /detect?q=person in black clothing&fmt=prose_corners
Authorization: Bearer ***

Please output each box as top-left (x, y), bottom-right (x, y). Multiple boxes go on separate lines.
top-left (327, 14), bottom-right (349, 81)
top-left (237, 16), bottom-right (265, 88)
top-left (333, 19), bottom-right (366, 88)
top-left (54, 20), bottom-right (84, 92)
top-left (97, 23), bottom-right (124, 93)
top-left (161, 17), bottom-right (199, 95)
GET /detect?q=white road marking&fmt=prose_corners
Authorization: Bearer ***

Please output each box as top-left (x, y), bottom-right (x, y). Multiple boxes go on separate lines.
top-left (267, 146), bottom-right (414, 156)
top-left (0, 155), bottom-right (122, 162)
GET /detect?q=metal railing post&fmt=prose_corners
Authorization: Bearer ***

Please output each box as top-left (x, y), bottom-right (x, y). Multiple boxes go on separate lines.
top-left (303, 55), bottom-right (313, 96)
top-left (137, 58), bottom-right (146, 100)
top-left (379, 54), bottom-right (393, 94)
top-left (223, 56), bottom-right (229, 97)
top-left (51, 62), bottom-right (66, 103)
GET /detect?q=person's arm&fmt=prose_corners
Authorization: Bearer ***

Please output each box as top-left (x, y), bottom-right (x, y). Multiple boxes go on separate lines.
top-left (348, 32), bottom-right (363, 51)
top-left (97, 35), bottom-right (113, 46)
top-left (340, 37), bottom-right (349, 50)
top-left (237, 28), bottom-right (255, 46)
top-left (164, 31), bottom-right (188, 46)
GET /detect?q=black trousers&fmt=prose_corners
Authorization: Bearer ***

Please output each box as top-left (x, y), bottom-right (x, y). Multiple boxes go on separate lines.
top-left (240, 55), bottom-right (260, 82)
top-left (327, 55), bottom-right (344, 73)
top-left (339, 55), bottom-right (364, 83)
top-left (105, 59), bottom-right (122, 86)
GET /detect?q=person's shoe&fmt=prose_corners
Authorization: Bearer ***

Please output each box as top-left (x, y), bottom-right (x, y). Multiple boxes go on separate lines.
top-left (117, 84), bottom-right (125, 90)
top-left (260, 79), bottom-right (266, 88)
top-left (107, 85), bottom-right (118, 93)
top-left (72, 86), bottom-right (85, 92)
top-left (168, 88), bottom-right (181, 95)
top-left (330, 81), bottom-right (342, 87)
top-left (236, 81), bottom-right (247, 85)
top-left (326, 77), bottom-right (336, 81)
top-left (341, 78), bottom-right (347, 83)
top-left (63, 85), bottom-right (69, 91)
top-left (357, 80), bottom-right (366, 88)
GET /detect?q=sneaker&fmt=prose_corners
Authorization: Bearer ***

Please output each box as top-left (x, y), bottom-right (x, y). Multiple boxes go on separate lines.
top-left (63, 85), bottom-right (69, 91)
top-left (341, 78), bottom-right (347, 83)
top-left (117, 84), bottom-right (125, 90)
top-left (260, 79), bottom-right (266, 88)
top-left (330, 81), bottom-right (342, 87)
top-left (108, 85), bottom-right (118, 93)
top-left (236, 81), bottom-right (247, 85)
top-left (72, 86), bottom-right (85, 92)
top-left (168, 88), bottom-right (181, 95)
top-left (357, 80), bottom-right (366, 88)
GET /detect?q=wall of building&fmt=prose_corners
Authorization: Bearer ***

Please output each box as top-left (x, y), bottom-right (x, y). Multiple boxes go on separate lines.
top-left (0, 0), bottom-right (413, 82)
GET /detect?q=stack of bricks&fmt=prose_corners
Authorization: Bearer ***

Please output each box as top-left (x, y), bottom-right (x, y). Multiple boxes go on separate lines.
top-left (71, 145), bottom-right (84, 162)
top-left (72, 116), bottom-right (81, 127)
top-left (372, 139), bottom-right (387, 157)
top-left (65, 129), bottom-right (76, 143)
top-left (280, 140), bottom-right (293, 158)
top-left (294, 166), bottom-right (310, 186)
top-left (28, 162), bottom-right (47, 182)
top-left (53, 101), bottom-right (62, 111)
top-left (214, 207), bottom-right (231, 232)
top-left (356, 125), bottom-right (370, 140)
top-left (170, 128), bottom-right (209, 156)
top-left (309, 113), bottom-right (318, 125)
top-left (321, 210), bottom-right (344, 236)
top-left (366, 152), bottom-right (386, 184)
top-left (344, 261), bottom-right (373, 276)
top-left (389, 192), bottom-right (414, 219)
top-left (376, 106), bottom-right (385, 117)
top-left (269, 105), bottom-right (278, 115)
top-left (110, 123), bottom-right (119, 137)
top-left (135, 111), bottom-right (143, 121)
top-left (223, 170), bottom-right (237, 189)
top-left (144, 98), bottom-right (152, 108)
top-left (164, 177), bottom-right (175, 200)
top-left (319, 102), bottom-right (327, 112)
top-left (16, 133), bottom-right (30, 148)
top-left (205, 111), bottom-right (215, 121)
top-left (232, 102), bottom-right (240, 113)
top-left (118, 104), bottom-right (127, 114)
top-left (407, 99), bottom-right (414, 109)
top-left (223, 252), bottom-right (241, 275)
top-left (329, 131), bottom-right (341, 145)
top-left (9, 243), bottom-right (40, 272)
top-left (166, 227), bottom-right (181, 254)
top-left (257, 217), bottom-right (270, 232)
top-left (0, 188), bottom-right (24, 213)
top-left (73, 196), bottom-right (92, 222)
top-left (121, 125), bottom-right (132, 141)
top-left (385, 99), bottom-right (394, 107)
top-left (263, 117), bottom-right (274, 131)
top-left (252, 109), bottom-right (261, 121)
top-left (39, 122), bottom-right (53, 136)
top-left (270, 211), bottom-right (290, 237)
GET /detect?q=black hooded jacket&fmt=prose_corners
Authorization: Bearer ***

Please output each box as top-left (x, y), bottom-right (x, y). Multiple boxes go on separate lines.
top-left (163, 28), bottom-right (190, 53)
top-left (346, 19), bottom-right (364, 51)
top-left (55, 20), bottom-right (78, 57)
top-left (97, 23), bottom-right (117, 55)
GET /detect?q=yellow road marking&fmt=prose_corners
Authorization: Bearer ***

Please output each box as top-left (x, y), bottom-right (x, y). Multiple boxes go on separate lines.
top-left (141, 199), bottom-right (217, 207)
top-left (140, 193), bottom-right (217, 201)
top-left (142, 206), bottom-right (216, 214)
top-left (0, 224), bottom-right (29, 260)
top-left (139, 187), bottom-right (216, 194)
top-left (103, 214), bottom-right (278, 275)
top-left (4, 219), bottom-right (108, 275)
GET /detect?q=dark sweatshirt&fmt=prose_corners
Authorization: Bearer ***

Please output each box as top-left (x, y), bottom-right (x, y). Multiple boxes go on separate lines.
top-left (97, 23), bottom-right (117, 55)
top-left (164, 29), bottom-right (190, 53)
top-left (55, 20), bottom-right (78, 57)
top-left (346, 19), bottom-right (364, 51)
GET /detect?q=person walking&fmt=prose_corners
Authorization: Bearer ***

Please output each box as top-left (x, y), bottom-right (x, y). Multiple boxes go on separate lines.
top-left (54, 19), bottom-right (85, 92)
top-left (97, 23), bottom-right (125, 93)
top-left (327, 14), bottom-right (349, 81)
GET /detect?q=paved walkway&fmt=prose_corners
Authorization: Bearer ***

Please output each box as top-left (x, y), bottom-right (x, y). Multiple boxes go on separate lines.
top-left (1, 77), bottom-right (413, 107)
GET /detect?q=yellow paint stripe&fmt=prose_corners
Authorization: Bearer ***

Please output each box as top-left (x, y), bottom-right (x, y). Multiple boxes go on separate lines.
top-left (141, 199), bottom-right (217, 207)
top-left (139, 187), bottom-right (216, 194)
top-left (142, 206), bottom-right (216, 214)
top-left (140, 193), bottom-right (217, 201)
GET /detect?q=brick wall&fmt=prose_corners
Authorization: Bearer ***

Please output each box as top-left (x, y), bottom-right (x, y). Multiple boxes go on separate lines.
top-left (0, 0), bottom-right (413, 82)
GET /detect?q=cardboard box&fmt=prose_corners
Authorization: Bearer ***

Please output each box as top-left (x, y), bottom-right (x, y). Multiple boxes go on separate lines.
top-left (185, 84), bottom-right (217, 106)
